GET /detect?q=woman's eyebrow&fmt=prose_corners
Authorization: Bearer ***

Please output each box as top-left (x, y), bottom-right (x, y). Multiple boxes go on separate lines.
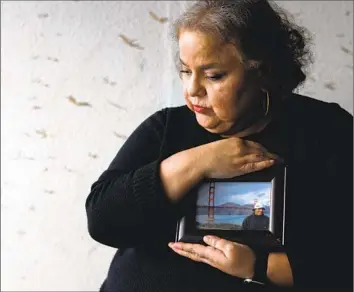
top-left (179, 58), bottom-right (222, 70)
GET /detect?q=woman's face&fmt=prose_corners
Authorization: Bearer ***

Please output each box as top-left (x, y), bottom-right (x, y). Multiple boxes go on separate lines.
top-left (178, 30), bottom-right (261, 134)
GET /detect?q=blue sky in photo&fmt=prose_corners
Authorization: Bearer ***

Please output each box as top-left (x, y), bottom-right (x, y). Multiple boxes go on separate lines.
top-left (196, 182), bottom-right (272, 207)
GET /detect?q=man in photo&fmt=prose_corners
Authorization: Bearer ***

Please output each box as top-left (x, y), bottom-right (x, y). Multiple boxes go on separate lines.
top-left (241, 202), bottom-right (269, 230)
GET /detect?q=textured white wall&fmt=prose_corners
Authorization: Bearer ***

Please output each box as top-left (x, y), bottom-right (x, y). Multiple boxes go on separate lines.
top-left (1, 1), bottom-right (352, 291)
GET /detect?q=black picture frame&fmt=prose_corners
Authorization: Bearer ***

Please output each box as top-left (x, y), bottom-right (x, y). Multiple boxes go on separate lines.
top-left (175, 165), bottom-right (286, 250)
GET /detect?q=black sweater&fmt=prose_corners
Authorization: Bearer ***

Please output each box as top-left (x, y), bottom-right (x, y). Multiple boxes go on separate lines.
top-left (85, 94), bottom-right (353, 292)
top-left (241, 214), bottom-right (269, 231)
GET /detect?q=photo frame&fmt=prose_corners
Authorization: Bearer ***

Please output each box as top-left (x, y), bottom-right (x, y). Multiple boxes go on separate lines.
top-left (175, 165), bottom-right (286, 250)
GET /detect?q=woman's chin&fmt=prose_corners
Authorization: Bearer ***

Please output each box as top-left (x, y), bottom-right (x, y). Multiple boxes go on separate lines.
top-left (195, 114), bottom-right (222, 133)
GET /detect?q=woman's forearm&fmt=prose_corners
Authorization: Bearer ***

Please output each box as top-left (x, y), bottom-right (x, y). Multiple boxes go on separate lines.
top-left (159, 145), bottom-right (207, 203)
top-left (267, 252), bottom-right (293, 287)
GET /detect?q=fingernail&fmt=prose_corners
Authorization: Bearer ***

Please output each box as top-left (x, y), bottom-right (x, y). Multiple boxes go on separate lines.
top-left (168, 242), bottom-right (174, 248)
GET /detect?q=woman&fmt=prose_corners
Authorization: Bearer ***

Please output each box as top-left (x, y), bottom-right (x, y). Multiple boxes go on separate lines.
top-left (85, 0), bottom-right (353, 291)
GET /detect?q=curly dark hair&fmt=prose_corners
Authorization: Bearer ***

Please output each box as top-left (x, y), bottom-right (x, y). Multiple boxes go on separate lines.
top-left (172, 0), bottom-right (314, 96)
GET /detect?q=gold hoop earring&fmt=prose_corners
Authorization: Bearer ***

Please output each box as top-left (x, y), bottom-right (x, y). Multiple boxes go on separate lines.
top-left (262, 90), bottom-right (270, 117)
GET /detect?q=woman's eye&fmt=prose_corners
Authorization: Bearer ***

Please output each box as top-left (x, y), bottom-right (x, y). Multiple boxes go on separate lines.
top-left (179, 70), bottom-right (191, 75)
top-left (207, 73), bottom-right (225, 81)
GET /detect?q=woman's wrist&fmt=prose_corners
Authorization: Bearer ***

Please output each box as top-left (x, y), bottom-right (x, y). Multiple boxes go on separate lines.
top-left (267, 252), bottom-right (293, 287)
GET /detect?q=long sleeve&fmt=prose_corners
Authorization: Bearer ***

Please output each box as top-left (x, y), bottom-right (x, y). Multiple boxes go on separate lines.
top-left (85, 108), bottom-right (177, 249)
top-left (285, 103), bottom-right (353, 291)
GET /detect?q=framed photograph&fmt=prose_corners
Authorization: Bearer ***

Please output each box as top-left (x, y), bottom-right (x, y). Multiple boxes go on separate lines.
top-left (175, 165), bottom-right (286, 250)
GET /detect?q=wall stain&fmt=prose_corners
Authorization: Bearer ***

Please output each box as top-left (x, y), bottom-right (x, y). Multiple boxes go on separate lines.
top-left (303, 91), bottom-right (315, 96)
top-left (48, 156), bottom-right (56, 160)
top-left (24, 132), bottom-right (31, 137)
top-left (32, 78), bottom-right (50, 88)
top-left (308, 76), bottom-right (316, 82)
top-left (31, 55), bottom-right (40, 60)
top-left (29, 205), bottom-right (36, 212)
top-left (64, 166), bottom-right (73, 172)
top-left (44, 189), bottom-right (55, 195)
top-left (139, 59), bottom-right (146, 71)
top-left (114, 132), bottom-right (127, 140)
top-left (17, 230), bottom-right (26, 236)
top-left (336, 33), bottom-right (345, 38)
top-left (88, 244), bottom-right (99, 256)
top-left (149, 11), bottom-right (168, 23)
top-left (119, 34), bottom-right (144, 50)
top-left (33, 105), bottom-right (42, 110)
top-left (345, 64), bottom-right (353, 69)
top-left (35, 129), bottom-right (48, 139)
top-left (107, 100), bottom-right (126, 111)
top-left (37, 13), bottom-right (49, 19)
top-left (324, 82), bottom-right (336, 90)
top-left (56, 33), bottom-right (62, 37)
top-left (67, 95), bottom-right (92, 107)
top-left (345, 10), bottom-right (351, 16)
top-left (13, 152), bottom-right (35, 160)
top-left (29, 96), bottom-right (37, 100)
top-left (43, 167), bottom-right (49, 172)
top-left (340, 46), bottom-right (353, 56)
top-left (103, 77), bottom-right (117, 86)
top-left (47, 56), bottom-right (59, 62)
top-left (23, 156), bottom-right (35, 161)
top-left (88, 152), bottom-right (98, 159)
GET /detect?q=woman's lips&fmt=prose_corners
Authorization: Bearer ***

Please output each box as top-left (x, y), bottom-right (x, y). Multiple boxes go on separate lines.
top-left (193, 105), bottom-right (209, 113)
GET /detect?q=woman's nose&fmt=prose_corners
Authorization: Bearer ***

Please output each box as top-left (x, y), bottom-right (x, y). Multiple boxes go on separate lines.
top-left (187, 76), bottom-right (206, 97)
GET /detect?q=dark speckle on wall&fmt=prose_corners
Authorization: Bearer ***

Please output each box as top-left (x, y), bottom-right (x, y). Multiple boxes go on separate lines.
top-left (47, 56), bottom-right (59, 62)
top-left (56, 33), bottom-right (62, 37)
top-left (67, 95), bottom-right (92, 107)
top-left (43, 167), bottom-right (49, 172)
top-left (149, 11), bottom-right (168, 23)
top-left (32, 78), bottom-right (50, 88)
top-left (107, 100), bottom-right (126, 111)
top-left (88, 244), bottom-right (99, 256)
top-left (345, 10), bottom-right (351, 16)
top-left (119, 34), bottom-right (144, 50)
top-left (33, 105), bottom-right (41, 110)
top-left (64, 166), bottom-right (73, 172)
top-left (336, 33), bottom-right (345, 38)
top-left (44, 189), bottom-right (55, 195)
top-left (37, 13), bottom-right (49, 19)
top-left (113, 132), bottom-right (127, 140)
top-left (340, 46), bottom-right (353, 56)
top-left (17, 230), bottom-right (27, 236)
top-left (324, 82), bottom-right (336, 91)
top-left (35, 129), bottom-right (48, 138)
top-left (308, 76), bottom-right (316, 82)
top-left (88, 152), bottom-right (98, 159)
top-left (29, 205), bottom-right (36, 211)
top-left (103, 77), bottom-right (117, 86)
top-left (139, 59), bottom-right (146, 71)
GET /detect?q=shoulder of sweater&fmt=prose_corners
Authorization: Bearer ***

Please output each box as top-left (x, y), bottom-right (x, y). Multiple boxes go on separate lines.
top-left (283, 93), bottom-right (353, 128)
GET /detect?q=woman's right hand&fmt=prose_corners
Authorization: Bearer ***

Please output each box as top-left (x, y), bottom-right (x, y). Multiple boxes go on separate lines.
top-left (201, 137), bottom-right (282, 179)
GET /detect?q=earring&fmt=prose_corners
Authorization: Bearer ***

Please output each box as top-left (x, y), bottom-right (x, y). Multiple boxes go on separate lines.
top-left (262, 89), bottom-right (270, 117)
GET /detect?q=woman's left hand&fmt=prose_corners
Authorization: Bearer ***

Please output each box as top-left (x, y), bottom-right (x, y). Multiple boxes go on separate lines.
top-left (168, 235), bottom-right (256, 279)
